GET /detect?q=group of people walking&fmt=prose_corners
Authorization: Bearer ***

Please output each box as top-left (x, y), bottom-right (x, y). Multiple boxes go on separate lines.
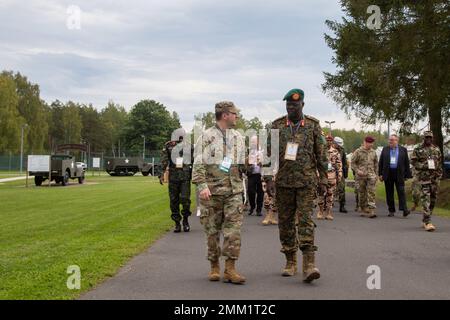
top-left (159, 87), bottom-right (444, 286)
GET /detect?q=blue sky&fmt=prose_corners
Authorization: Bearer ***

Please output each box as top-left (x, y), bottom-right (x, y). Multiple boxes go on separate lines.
top-left (0, 0), bottom-right (383, 132)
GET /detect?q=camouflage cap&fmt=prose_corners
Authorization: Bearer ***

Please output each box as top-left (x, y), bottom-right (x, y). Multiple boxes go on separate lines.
top-left (283, 88), bottom-right (305, 102)
top-left (423, 130), bottom-right (433, 138)
top-left (215, 101), bottom-right (239, 114)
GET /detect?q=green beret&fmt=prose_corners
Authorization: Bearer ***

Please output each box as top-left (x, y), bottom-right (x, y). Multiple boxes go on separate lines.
top-left (283, 88), bottom-right (305, 102)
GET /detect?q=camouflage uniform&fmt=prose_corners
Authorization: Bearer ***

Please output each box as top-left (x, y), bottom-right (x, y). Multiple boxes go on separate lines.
top-left (192, 123), bottom-right (246, 262)
top-left (270, 114), bottom-right (328, 254)
top-left (410, 141), bottom-right (442, 225)
top-left (351, 146), bottom-right (378, 212)
top-left (335, 144), bottom-right (348, 209)
top-left (317, 144), bottom-right (342, 216)
top-left (160, 140), bottom-right (194, 223)
top-left (410, 167), bottom-right (421, 209)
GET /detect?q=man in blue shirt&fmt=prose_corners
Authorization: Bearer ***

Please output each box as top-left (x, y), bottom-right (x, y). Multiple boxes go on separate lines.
top-left (378, 134), bottom-right (412, 216)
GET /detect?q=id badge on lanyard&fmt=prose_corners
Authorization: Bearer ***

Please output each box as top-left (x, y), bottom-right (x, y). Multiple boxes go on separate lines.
top-left (427, 158), bottom-right (436, 170)
top-left (220, 156), bottom-right (233, 173)
top-left (284, 142), bottom-right (299, 161)
top-left (176, 157), bottom-right (183, 168)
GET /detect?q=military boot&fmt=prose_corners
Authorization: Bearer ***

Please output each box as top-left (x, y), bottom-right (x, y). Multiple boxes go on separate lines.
top-left (302, 251), bottom-right (320, 283)
top-left (182, 216), bottom-right (190, 232)
top-left (316, 208), bottom-right (325, 220)
top-left (174, 221), bottom-right (181, 233)
top-left (270, 212), bottom-right (278, 225)
top-left (339, 203), bottom-right (348, 213)
top-left (282, 252), bottom-right (297, 276)
top-left (325, 209), bottom-right (334, 220)
top-left (367, 208), bottom-right (377, 218)
top-left (208, 260), bottom-right (220, 281)
top-left (223, 259), bottom-right (246, 284)
top-left (423, 222), bottom-right (436, 232)
top-left (262, 211), bottom-right (272, 225)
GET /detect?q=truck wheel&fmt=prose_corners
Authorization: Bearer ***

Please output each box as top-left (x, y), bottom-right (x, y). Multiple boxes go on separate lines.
top-left (142, 171), bottom-right (149, 176)
top-left (61, 171), bottom-right (69, 186)
top-left (78, 174), bottom-right (85, 184)
top-left (34, 176), bottom-right (43, 186)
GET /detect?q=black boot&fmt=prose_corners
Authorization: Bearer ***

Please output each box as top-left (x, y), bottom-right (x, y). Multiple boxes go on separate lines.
top-left (182, 217), bottom-right (190, 232)
top-left (174, 221), bottom-right (181, 233)
top-left (339, 203), bottom-right (348, 213)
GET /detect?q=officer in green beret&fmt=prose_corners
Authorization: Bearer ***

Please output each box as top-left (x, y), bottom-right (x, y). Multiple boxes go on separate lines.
top-left (265, 88), bottom-right (328, 283)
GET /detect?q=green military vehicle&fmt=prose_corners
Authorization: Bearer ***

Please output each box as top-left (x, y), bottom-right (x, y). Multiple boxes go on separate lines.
top-left (29, 154), bottom-right (85, 186)
top-left (105, 157), bottom-right (154, 176)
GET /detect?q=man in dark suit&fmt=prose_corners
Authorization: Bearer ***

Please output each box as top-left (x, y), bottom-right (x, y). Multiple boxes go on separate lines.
top-left (378, 134), bottom-right (412, 217)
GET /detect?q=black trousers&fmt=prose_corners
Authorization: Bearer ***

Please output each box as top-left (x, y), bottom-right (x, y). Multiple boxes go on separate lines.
top-left (248, 174), bottom-right (263, 212)
top-left (384, 169), bottom-right (407, 212)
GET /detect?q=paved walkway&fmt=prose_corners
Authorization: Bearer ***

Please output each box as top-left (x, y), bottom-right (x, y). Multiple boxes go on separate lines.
top-left (81, 193), bottom-right (450, 300)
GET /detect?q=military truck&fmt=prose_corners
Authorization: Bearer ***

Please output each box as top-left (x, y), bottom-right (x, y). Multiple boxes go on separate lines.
top-left (105, 157), bottom-right (155, 176)
top-left (29, 154), bottom-right (85, 186)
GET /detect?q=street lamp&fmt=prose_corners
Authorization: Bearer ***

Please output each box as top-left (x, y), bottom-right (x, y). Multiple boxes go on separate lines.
top-left (141, 135), bottom-right (146, 160)
top-left (20, 123), bottom-right (28, 173)
top-left (325, 120), bottom-right (335, 133)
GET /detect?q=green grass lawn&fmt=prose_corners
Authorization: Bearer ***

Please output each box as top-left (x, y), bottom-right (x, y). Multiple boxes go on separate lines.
top-left (0, 175), bottom-right (176, 299)
top-left (346, 171), bottom-right (450, 217)
top-left (0, 171), bottom-right (24, 179)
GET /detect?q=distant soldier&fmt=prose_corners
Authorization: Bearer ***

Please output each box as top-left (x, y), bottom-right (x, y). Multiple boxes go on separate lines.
top-left (160, 128), bottom-right (194, 233)
top-left (334, 137), bottom-right (348, 213)
top-left (192, 101), bottom-right (247, 284)
top-left (266, 88), bottom-right (328, 283)
top-left (351, 136), bottom-right (378, 218)
top-left (410, 131), bottom-right (443, 232)
top-left (317, 135), bottom-right (342, 220)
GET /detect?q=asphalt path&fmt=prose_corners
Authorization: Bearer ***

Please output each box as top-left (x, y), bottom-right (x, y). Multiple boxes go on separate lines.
top-left (81, 193), bottom-right (450, 300)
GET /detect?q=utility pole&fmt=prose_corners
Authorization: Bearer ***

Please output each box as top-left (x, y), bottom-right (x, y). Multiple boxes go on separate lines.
top-left (141, 135), bottom-right (146, 160)
top-left (324, 120), bottom-right (335, 134)
top-left (20, 123), bottom-right (28, 174)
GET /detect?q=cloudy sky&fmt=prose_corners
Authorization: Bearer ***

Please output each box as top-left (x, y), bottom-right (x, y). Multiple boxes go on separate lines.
top-left (0, 0), bottom-right (386, 132)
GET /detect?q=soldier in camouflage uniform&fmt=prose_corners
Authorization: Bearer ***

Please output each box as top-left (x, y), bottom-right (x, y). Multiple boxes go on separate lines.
top-left (265, 88), bottom-right (328, 283)
top-left (334, 137), bottom-right (349, 213)
top-left (351, 136), bottom-right (378, 218)
top-left (192, 101), bottom-right (247, 284)
top-left (160, 128), bottom-right (194, 233)
top-left (410, 131), bottom-right (443, 232)
top-left (410, 166), bottom-right (421, 212)
top-left (317, 135), bottom-right (342, 221)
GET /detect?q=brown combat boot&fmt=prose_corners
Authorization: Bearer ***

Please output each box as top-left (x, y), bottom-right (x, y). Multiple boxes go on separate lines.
top-left (223, 259), bottom-right (246, 284)
top-left (262, 211), bottom-right (272, 225)
top-left (325, 209), bottom-right (334, 220)
top-left (367, 208), bottom-right (377, 218)
top-left (270, 211), bottom-right (278, 225)
top-left (302, 251), bottom-right (320, 283)
top-left (282, 252), bottom-right (297, 276)
top-left (316, 209), bottom-right (325, 220)
top-left (208, 260), bottom-right (220, 281)
top-left (423, 222), bottom-right (436, 232)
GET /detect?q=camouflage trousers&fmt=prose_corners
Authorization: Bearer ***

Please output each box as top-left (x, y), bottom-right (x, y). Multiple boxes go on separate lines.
top-left (411, 178), bottom-right (421, 206)
top-left (276, 186), bottom-right (317, 253)
top-left (356, 176), bottom-right (377, 210)
top-left (337, 177), bottom-right (346, 205)
top-left (199, 193), bottom-right (244, 261)
top-left (318, 182), bottom-right (337, 212)
top-left (419, 182), bottom-right (439, 223)
top-left (168, 180), bottom-right (191, 222)
top-left (262, 182), bottom-right (278, 215)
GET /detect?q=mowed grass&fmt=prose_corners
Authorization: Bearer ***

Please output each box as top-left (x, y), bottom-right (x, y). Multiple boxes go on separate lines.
top-left (0, 175), bottom-right (175, 299)
top-left (0, 171), bottom-right (24, 179)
